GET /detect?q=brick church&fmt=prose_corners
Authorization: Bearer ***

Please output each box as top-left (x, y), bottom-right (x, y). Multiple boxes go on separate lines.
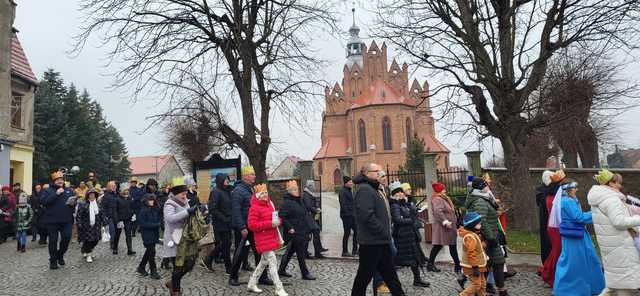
top-left (313, 16), bottom-right (450, 191)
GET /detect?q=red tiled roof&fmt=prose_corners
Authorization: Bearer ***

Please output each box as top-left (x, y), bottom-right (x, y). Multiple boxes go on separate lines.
top-left (351, 80), bottom-right (414, 109)
top-left (10, 33), bottom-right (38, 85)
top-left (314, 136), bottom-right (348, 159)
top-left (129, 155), bottom-right (172, 175)
top-left (419, 132), bottom-right (450, 153)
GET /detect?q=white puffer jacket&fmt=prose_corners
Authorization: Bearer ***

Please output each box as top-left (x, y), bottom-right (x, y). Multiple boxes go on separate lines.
top-left (587, 185), bottom-right (640, 289)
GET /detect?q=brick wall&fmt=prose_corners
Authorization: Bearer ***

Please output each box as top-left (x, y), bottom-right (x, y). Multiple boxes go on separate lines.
top-left (484, 167), bottom-right (640, 231)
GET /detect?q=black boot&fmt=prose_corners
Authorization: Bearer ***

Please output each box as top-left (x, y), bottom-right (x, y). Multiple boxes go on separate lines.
top-left (486, 283), bottom-right (496, 294)
top-left (50, 260), bottom-right (59, 270)
top-left (499, 290), bottom-right (511, 296)
top-left (426, 262), bottom-right (441, 272)
top-left (258, 274), bottom-right (274, 286)
top-left (137, 264), bottom-right (149, 276)
top-left (413, 279), bottom-right (430, 288)
top-left (16, 242), bottom-right (21, 252)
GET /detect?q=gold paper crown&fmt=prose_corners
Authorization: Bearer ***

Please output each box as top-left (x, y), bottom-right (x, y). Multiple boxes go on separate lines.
top-left (51, 171), bottom-right (64, 180)
top-left (286, 180), bottom-right (298, 191)
top-left (255, 184), bottom-right (268, 194)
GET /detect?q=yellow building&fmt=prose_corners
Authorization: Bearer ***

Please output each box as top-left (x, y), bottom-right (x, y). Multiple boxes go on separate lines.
top-left (1, 1), bottom-right (38, 194)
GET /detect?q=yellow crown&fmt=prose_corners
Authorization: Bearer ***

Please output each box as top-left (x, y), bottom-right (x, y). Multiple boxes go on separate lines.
top-left (51, 171), bottom-right (64, 180)
top-left (286, 180), bottom-right (298, 191)
top-left (255, 184), bottom-right (268, 194)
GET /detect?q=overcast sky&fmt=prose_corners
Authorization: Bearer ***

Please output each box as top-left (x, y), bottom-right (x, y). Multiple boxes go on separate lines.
top-left (13, 0), bottom-right (640, 167)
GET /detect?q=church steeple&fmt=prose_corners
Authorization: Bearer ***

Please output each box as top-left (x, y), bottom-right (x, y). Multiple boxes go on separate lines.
top-left (346, 7), bottom-right (364, 69)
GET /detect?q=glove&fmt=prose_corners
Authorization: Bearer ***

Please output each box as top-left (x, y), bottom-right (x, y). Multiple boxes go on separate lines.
top-left (117, 221), bottom-right (124, 229)
top-left (472, 267), bottom-right (480, 277)
top-left (187, 207), bottom-right (197, 215)
top-left (271, 219), bottom-right (281, 228)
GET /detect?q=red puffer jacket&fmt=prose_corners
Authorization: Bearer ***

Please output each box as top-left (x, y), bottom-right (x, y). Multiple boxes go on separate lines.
top-left (248, 194), bottom-right (282, 253)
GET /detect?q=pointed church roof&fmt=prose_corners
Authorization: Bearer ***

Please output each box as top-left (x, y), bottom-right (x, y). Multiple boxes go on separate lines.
top-left (351, 80), bottom-right (414, 109)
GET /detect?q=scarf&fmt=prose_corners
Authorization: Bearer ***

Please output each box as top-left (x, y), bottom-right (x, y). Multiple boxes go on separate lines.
top-left (89, 199), bottom-right (99, 226)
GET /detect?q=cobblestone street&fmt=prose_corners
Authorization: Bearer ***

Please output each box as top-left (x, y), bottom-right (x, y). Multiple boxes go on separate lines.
top-left (0, 236), bottom-right (552, 296)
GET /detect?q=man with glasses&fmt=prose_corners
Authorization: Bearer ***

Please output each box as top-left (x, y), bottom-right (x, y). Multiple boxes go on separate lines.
top-left (351, 163), bottom-right (405, 296)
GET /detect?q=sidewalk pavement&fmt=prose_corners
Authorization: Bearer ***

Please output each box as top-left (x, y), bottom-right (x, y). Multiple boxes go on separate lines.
top-left (318, 191), bottom-right (542, 270)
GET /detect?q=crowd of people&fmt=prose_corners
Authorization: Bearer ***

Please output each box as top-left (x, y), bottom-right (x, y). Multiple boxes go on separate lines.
top-left (5, 162), bottom-right (640, 296)
top-left (536, 168), bottom-right (640, 296)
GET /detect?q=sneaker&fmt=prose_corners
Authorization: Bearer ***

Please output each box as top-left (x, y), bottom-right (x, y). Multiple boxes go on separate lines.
top-left (247, 282), bottom-right (263, 293)
top-left (376, 283), bottom-right (390, 294)
top-left (302, 273), bottom-right (316, 281)
top-left (275, 288), bottom-right (289, 296)
top-left (86, 255), bottom-right (93, 263)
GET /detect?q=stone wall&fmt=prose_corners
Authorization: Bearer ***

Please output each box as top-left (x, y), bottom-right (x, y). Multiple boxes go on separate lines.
top-left (483, 167), bottom-right (640, 231)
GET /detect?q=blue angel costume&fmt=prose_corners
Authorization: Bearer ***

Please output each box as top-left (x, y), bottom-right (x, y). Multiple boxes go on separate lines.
top-left (553, 184), bottom-right (605, 296)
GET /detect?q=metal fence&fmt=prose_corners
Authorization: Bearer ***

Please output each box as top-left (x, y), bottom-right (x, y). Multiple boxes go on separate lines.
top-left (437, 167), bottom-right (469, 207)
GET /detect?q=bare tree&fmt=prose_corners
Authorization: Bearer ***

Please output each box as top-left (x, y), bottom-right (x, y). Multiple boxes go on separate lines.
top-left (377, 0), bottom-right (640, 229)
top-left (74, 0), bottom-right (339, 182)
top-left (539, 49), bottom-right (639, 168)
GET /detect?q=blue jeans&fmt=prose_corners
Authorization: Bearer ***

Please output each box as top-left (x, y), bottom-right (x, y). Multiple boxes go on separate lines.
top-left (17, 230), bottom-right (27, 246)
top-left (108, 219), bottom-right (116, 245)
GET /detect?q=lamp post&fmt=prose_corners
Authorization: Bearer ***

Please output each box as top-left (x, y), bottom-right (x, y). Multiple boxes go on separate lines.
top-left (108, 139), bottom-right (113, 181)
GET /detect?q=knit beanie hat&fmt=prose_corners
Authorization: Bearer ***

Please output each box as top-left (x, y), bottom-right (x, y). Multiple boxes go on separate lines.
top-left (343, 176), bottom-right (352, 185)
top-left (389, 181), bottom-right (403, 196)
top-left (401, 183), bottom-right (411, 191)
top-left (463, 211), bottom-right (482, 229)
top-left (432, 182), bottom-right (445, 193)
top-left (241, 165), bottom-right (255, 176)
top-left (594, 169), bottom-right (614, 185)
top-left (471, 177), bottom-right (487, 190)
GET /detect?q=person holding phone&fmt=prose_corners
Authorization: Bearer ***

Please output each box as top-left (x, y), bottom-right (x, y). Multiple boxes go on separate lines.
top-left (41, 170), bottom-right (76, 270)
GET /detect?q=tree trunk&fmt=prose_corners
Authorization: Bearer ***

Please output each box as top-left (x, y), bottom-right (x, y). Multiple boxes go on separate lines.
top-left (501, 135), bottom-right (536, 232)
top-left (247, 149), bottom-right (268, 184)
top-left (578, 128), bottom-right (599, 168)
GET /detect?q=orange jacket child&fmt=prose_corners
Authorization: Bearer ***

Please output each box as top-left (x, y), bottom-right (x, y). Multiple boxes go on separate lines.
top-left (458, 211), bottom-right (488, 296)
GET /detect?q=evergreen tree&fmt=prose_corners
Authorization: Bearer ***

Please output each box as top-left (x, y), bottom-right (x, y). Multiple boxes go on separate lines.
top-left (405, 137), bottom-right (426, 172)
top-left (32, 69), bottom-right (131, 184)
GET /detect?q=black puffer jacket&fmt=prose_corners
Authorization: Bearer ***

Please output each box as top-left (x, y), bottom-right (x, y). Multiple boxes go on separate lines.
top-left (280, 193), bottom-right (314, 237)
top-left (113, 195), bottom-right (134, 222)
top-left (209, 174), bottom-right (232, 232)
top-left (391, 198), bottom-right (421, 266)
top-left (353, 174), bottom-right (391, 246)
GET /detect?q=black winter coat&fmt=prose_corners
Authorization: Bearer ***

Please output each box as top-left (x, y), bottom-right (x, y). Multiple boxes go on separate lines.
top-left (390, 199), bottom-right (421, 266)
top-left (338, 186), bottom-right (354, 219)
top-left (280, 193), bottom-right (314, 239)
top-left (138, 205), bottom-right (161, 246)
top-left (353, 174), bottom-right (391, 246)
top-left (101, 191), bottom-right (118, 220)
top-left (113, 196), bottom-right (134, 222)
top-left (76, 200), bottom-right (106, 243)
top-left (209, 175), bottom-right (232, 232)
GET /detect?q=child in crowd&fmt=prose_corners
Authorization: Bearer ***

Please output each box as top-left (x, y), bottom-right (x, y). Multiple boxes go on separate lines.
top-left (15, 192), bottom-right (33, 252)
top-left (247, 184), bottom-right (288, 296)
top-left (458, 211), bottom-right (488, 296)
top-left (137, 193), bottom-right (162, 280)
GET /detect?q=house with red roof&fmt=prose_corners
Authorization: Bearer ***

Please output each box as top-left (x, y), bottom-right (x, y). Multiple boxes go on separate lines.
top-left (128, 155), bottom-right (185, 187)
top-left (313, 17), bottom-right (449, 191)
top-left (1, 0), bottom-right (39, 193)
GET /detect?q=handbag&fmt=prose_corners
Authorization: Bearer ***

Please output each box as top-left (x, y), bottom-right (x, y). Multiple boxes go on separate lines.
top-left (559, 221), bottom-right (584, 238)
top-left (101, 226), bottom-right (110, 243)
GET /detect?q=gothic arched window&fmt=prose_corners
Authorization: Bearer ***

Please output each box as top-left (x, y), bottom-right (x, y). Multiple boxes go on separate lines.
top-left (383, 116), bottom-right (392, 150)
top-left (406, 117), bottom-right (412, 143)
top-left (358, 119), bottom-right (367, 153)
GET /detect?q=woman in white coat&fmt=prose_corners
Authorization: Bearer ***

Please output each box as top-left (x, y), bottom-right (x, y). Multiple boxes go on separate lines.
top-left (587, 170), bottom-right (640, 296)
